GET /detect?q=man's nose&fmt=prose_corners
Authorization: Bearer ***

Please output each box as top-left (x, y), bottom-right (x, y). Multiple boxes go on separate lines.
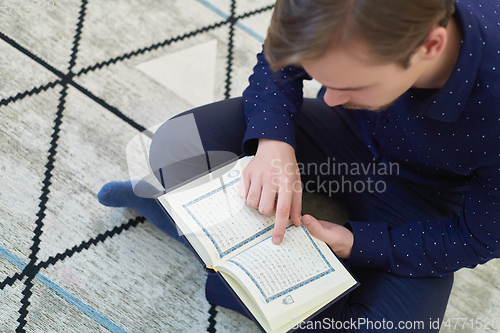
top-left (323, 89), bottom-right (351, 107)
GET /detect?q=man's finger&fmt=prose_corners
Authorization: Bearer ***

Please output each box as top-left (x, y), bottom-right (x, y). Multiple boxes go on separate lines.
top-left (246, 177), bottom-right (263, 209)
top-left (259, 183), bottom-right (278, 217)
top-left (238, 171), bottom-right (250, 198)
top-left (272, 181), bottom-right (293, 245)
top-left (290, 189), bottom-right (302, 227)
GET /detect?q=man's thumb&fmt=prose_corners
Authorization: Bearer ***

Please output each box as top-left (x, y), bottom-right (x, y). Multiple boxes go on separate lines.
top-left (301, 214), bottom-right (318, 228)
top-left (302, 215), bottom-right (324, 240)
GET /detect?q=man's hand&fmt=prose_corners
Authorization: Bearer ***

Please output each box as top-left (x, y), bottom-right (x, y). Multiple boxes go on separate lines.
top-left (301, 214), bottom-right (353, 259)
top-left (238, 139), bottom-right (302, 245)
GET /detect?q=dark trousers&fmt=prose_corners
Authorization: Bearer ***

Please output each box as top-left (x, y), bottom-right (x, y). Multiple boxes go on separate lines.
top-left (150, 98), bottom-right (460, 332)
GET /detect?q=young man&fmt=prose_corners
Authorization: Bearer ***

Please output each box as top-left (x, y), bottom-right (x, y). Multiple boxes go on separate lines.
top-left (100, 0), bottom-right (500, 331)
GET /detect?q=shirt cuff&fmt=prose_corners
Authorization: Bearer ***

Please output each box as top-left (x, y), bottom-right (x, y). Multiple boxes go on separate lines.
top-left (347, 221), bottom-right (390, 269)
top-left (242, 112), bottom-right (296, 155)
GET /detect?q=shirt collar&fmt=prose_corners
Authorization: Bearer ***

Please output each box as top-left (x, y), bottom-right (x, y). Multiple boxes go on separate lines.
top-left (409, 0), bottom-right (483, 122)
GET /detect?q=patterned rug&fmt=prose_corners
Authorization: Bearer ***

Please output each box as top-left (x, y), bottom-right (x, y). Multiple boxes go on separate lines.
top-left (0, 0), bottom-right (498, 332)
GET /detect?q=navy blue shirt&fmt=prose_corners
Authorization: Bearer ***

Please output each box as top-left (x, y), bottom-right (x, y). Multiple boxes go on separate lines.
top-left (242, 0), bottom-right (500, 277)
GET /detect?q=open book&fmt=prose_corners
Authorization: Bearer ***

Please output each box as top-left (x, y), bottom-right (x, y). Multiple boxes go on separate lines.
top-left (157, 156), bottom-right (358, 333)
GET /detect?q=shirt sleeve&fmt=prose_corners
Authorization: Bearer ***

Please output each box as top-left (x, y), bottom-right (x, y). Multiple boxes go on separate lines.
top-left (241, 47), bottom-right (310, 155)
top-left (346, 163), bottom-right (500, 277)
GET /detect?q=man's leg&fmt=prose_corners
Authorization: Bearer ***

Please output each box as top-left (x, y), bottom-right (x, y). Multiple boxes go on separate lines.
top-left (292, 266), bottom-right (453, 333)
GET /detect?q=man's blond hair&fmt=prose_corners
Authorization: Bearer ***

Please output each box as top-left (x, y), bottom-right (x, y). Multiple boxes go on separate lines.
top-left (265, 0), bottom-right (456, 71)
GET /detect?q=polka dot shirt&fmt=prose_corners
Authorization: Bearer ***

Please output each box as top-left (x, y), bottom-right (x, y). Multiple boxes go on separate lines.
top-left (241, 0), bottom-right (500, 278)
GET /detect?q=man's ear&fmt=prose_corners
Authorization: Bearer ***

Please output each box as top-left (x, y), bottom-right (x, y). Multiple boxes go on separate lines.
top-left (406, 26), bottom-right (448, 69)
top-left (419, 26), bottom-right (448, 61)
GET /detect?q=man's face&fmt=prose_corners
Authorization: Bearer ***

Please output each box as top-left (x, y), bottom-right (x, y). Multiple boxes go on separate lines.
top-left (302, 42), bottom-right (426, 112)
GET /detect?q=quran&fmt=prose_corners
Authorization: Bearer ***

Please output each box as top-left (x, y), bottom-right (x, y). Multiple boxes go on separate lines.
top-left (157, 156), bottom-right (358, 333)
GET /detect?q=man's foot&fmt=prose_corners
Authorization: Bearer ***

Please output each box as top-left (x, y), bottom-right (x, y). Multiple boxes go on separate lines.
top-left (97, 181), bottom-right (184, 243)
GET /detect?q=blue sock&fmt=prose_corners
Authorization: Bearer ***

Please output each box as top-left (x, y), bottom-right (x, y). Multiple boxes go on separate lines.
top-left (98, 181), bottom-right (186, 245)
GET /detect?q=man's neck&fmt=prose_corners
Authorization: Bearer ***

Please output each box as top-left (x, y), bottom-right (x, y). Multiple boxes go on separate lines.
top-left (414, 15), bottom-right (463, 89)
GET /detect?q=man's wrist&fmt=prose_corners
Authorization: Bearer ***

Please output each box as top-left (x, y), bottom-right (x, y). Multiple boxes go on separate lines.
top-left (257, 138), bottom-right (295, 154)
top-left (338, 230), bottom-right (354, 259)
top-left (325, 226), bottom-right (354, 259)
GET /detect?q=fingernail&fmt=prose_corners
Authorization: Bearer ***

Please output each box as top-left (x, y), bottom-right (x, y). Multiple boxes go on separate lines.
top-left (272, 237), bottom-right (281, 245)
top-left (302, 216), bottom-right (311, 225)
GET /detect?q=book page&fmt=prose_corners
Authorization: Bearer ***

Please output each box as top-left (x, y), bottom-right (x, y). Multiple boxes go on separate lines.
top-left (223, 225), bottom-right (334, 303)
top-left (180, 176), bottom-right (275, 259)
top-left (160, 156), bottom-right (283, 267)
top-left (217, 225), bottom-right (357, 331)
